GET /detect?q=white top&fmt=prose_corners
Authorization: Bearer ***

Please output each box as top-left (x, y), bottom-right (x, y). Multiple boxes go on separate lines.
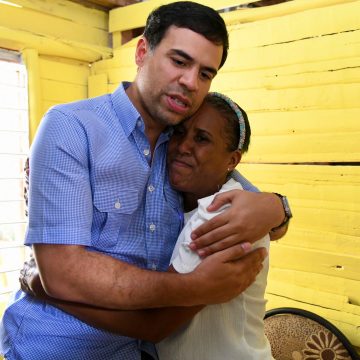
top-left (156, 179), bottom-right (273, 360)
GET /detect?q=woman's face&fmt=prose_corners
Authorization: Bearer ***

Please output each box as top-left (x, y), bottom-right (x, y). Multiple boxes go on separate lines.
top-left (167, 102), bottom-right (240, 199)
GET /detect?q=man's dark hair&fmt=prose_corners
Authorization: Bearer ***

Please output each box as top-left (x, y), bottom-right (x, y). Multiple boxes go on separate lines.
top-left (143, 1), bottom-right (229, 69)
top-left (204, 94), bottom-right (251, 153)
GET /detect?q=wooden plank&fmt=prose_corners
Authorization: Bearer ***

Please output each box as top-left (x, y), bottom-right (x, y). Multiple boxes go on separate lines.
top-left (107, 67), bottom-right (137, 84)
top-left (267, 279), bottom-right (359, 315)
top-left (41, 79), bottom-right (87, 103)
top-left (88, 73), bottom-right (108, 98)
top-left (109, 0), bottom-right (260, 33)
top-left (245, 109), bottom-right (360, 136)
top-left (0, 3), bottom-right (108, 48)
top-left (22, 49), bottom-right (42, 143)
top-left (268, 267), bottom-right (360, 305)
top-left (10, 0), bottom-right (108, 30)
top-left (224, 31), bottom-right (360, 71)
top-left (0, 26), bottom-right (112, 62)
top-left (224, 0), bottom-right (360, 48)
top-left (238, 163), bottom-right (360, 246)
top-left (242, 131), bottom-right (360, 163)
top-left (39, 56), bottom-right (90, 86)
top-left (269, 243), bottom-right (359, 281)
top-left (212, 57), bottom-right (360, 91)
top-left (226, 83), bottom-right (360, 111)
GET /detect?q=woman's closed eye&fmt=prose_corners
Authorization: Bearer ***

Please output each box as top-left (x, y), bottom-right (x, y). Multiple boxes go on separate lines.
top-left (194, 132), bottom-right (210, 143)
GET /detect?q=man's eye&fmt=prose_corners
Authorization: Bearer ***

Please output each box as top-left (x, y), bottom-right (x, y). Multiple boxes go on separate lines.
top-left (172, 58), bottom-right (185, 66)
top-left (200, 72), bottom-right (212, 80)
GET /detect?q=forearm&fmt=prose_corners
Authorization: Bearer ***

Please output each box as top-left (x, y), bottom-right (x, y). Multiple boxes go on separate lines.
top-left (55, 301), bottom-right (203, 342)
top-left (34, 244), bottom-right (199, 310)
top-left (26, 263), bottom-right (203, 342)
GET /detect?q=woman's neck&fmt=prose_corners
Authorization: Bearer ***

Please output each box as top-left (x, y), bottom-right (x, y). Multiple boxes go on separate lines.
top-left (183, 193), bottom-right (198, 213)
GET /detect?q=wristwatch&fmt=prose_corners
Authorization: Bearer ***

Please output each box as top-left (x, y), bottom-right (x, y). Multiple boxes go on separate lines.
top-left (271, 193), bottom-right (292, 231)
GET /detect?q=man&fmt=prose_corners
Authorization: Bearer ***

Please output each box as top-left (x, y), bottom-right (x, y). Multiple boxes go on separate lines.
top-left (0, 2), bottom-right (290, 359)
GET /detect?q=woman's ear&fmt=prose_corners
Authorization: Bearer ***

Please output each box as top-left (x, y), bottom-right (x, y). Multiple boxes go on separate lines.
top-left (227, 150), bottom-right (242, 172)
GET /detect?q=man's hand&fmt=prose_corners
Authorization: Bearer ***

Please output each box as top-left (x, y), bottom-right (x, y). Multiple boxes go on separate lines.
top-left (19, 255), bottom-right (49, 300)
top-left (190, 190), bottom-right (285, 257)
top-left (187, 244), bottom-right (267, 305)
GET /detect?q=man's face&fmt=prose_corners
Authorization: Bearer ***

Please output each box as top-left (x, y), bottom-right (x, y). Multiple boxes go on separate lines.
top-left (132, 26), bottom-right (223, 128)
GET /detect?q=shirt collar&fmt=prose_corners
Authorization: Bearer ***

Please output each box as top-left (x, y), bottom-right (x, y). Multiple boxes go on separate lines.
top-left (111, 81), bottom-right (173, 142)
top-left (111, 82), bottom-right (141, 138)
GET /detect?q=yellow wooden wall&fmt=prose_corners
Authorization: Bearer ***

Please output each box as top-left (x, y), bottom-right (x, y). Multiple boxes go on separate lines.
top-left (0, 0), bottom-right (111, 140)
top-left (93, 0), bottom-right (360, 351)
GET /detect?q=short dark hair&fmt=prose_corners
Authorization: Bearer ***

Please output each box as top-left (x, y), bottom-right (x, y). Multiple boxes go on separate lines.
top-left (143, 1), bottom-right (229, 69)
top-left (204, 94), bottom-right (251, 153)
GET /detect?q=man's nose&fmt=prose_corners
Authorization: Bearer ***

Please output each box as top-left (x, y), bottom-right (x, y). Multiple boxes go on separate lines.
top-left (179, 68), bottom-right (199, 92)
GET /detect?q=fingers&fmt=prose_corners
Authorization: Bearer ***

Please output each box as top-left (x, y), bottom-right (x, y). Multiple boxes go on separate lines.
top-left (206, 190), bottom-right (238, 212)
top-left (190, 211), bottom-right (228, 243)
top-left (209, 242), bottom-right (253, 263)
top-left (193, 232), bottom-right (241, 257)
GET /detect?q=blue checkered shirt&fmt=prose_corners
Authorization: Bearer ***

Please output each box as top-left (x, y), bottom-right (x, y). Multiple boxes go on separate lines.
top-left (0, 83), bottom-right (257, 360)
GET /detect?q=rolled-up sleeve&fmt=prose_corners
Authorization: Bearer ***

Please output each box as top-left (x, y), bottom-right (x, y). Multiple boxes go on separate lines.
top-left (26, 108), bottom-right (93, 246)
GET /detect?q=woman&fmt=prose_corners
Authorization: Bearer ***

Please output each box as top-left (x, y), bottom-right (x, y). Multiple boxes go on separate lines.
top-left (19, 92), bottom-right (272, 359)
top-left (156, 92), bottom-right (272, 359)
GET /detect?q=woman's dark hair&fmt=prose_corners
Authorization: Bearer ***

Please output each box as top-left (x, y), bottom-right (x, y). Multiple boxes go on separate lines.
top-left (204, 94), bottom-right (251, 153)
top-left (143, 1), bottom-right (229, 69)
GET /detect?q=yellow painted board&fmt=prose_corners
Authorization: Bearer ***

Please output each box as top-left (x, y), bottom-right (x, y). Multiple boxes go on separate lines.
top-left (41, 79), bottom-right (87, 103)
top-left (88, 73), bottom-right (108, 98)
top-left (243, 132), bottom-right (360, 163)
top-left (224, 31), bottom-right (360, 72)
top-left (265, 294), bottom-right (360, 347)
top-left (107, 67), bottom-right (137, 85)
top-left (90, 57), bottom-right (124, 75)
top-left (238, 164), bottom-right (360, 190)
top-left (10, 0), bottom-right (108, 30)
top-left (268, 267), bottom-right (360, 305)
top-left (244, 109), bottom-right (360, 136)
top-left (212, 59), bottom-right (360, 92)
top-left (238, 163), bottom-right (360, 238)
top-left (0, 26), bottom-right (111, 62)
top-left (225, 83), bottom-right (360, 111)
top-left (42, 101), bottom-right (60, 116)
top-left (269, 243), bottom-right (360, 281)
top-left (109, 0), bottom-right (260, 33)
top-left (112, 47), bottom-right (137, 68)
top-left (237, 164), bottom-right (360, 208)
top-left (274, 227), bottom-right (360, 256)
top-left (108, 83), bottom-right (118, 94)
top-left (0, 4), bottom-right (108, 48)
top-left (39, 56), bottom-right (90, 86)
top-left (267, 279), bottom-right (359, 316)
top-left (224, 1), bottom-right (360, 49)
top-left (22, 49), bottom-right (42, 143)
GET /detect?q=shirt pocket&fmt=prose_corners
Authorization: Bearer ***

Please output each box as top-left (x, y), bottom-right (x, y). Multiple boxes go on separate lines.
top-left (93, 187), bottom-right (139, 249)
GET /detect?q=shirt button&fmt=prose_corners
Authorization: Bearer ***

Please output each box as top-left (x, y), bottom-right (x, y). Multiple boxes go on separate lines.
top-left (143, 149), bottom-right (150, 156)
top-left (151, 263), bottom-right (157, 271)
top-left (137, 120), bottom-right (142, 127)
top-left (149, 223), bottom-right (156, 232)
top-left (114, 200), bottom-right (121, 209)
top-left (148, 185), bottom-right (155, 192)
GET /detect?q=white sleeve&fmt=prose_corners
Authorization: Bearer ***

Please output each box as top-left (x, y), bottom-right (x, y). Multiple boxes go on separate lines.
top-left (171, 195), bottom-right (230, 274)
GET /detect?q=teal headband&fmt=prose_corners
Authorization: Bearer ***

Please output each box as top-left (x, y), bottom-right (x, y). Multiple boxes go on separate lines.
top-left (209, 92), bottom-right (246, 150)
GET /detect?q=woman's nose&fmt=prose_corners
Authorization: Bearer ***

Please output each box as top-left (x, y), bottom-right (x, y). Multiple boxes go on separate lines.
top-left (177, 136), bottom-right (193, 154)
